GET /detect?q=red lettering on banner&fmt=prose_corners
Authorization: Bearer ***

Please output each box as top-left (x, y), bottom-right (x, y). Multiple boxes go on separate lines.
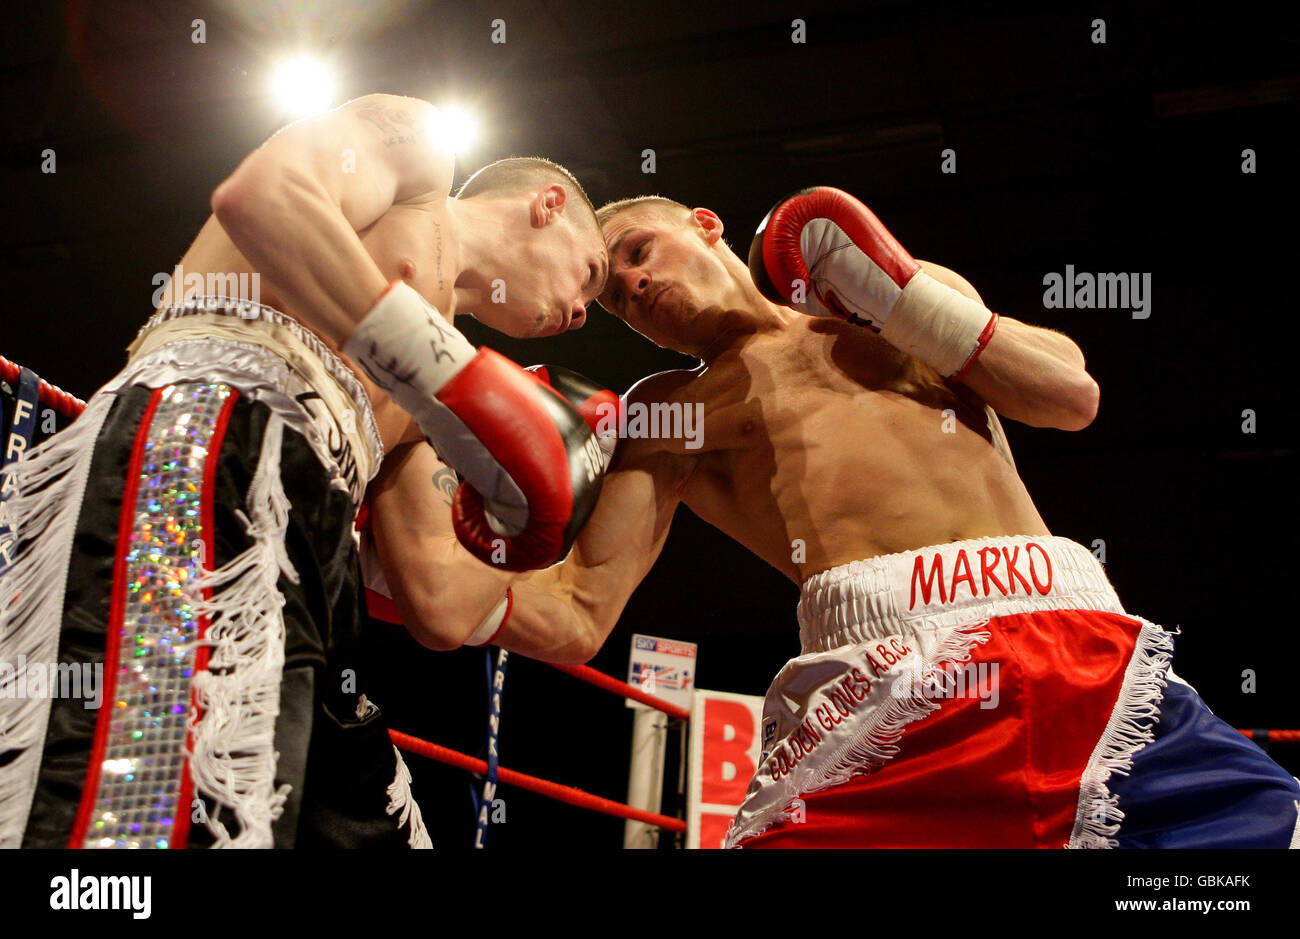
top-left (950, 549), bottom-right (977, 601)
top-left (655, 639), bottom-right (695, 657)
top-left (700, 699), bottom-right (756, 804)
top-left (789, 733), bottom-right (806, 759)
top-left (829, 688), bottom-right (853, 717)
top-left (840, 674), bottom-right (863, 702)
top-left (773, 746), bottom-right (794, 780)
top-left (1002, 546), bottom-right (1031, 594)
top-left (1026, 542), bottom-right (1053, 594)
top-left (978, 547), bottom-right (1007, 597)
top-left (802, 717), bottom-right (822, 745)
top-left (777, 718), bottom-right (824, 773)
top-left (761, 643), bottom-right (922, 790)
top-left (910, 554), bottom-right (947, 609)
top-left (816, 704), bottom-right (837, 731)
top-left (876, 643), bottom-right (897, 666)
top-left (850, 668), bottom-right (872, 697)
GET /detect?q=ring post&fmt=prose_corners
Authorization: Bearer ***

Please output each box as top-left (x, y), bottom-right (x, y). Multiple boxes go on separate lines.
top-left (624, 708), bottom-right (669, 848)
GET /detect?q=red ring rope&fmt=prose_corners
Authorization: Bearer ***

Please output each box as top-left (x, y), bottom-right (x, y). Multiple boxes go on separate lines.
top-left (547, 663), bottom-right (691, 721)
top-left (389, 729), bottom-right (687, 832)
top-left (0, 354), bottom-right (86, 419)
top-left (1239, 729), bottom-right (1300, 743)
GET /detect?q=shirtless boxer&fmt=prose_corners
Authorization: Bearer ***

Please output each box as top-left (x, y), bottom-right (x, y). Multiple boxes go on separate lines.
top-left (501, 188), bottom-right (1300, 848)
top-left (0, 94), bottom-right (608, 849)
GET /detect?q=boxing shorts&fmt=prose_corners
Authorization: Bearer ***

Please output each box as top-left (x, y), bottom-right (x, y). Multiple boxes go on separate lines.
top-left (0, 297), bottom-right (430, 849)
top-left (726, 535), bottom-right (1300, 848)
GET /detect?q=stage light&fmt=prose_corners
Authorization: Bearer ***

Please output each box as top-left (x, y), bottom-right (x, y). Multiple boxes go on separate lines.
top-left (272, 56), bottom-right (334, 118)
top-left (428, 105), bottom-right (478, 154)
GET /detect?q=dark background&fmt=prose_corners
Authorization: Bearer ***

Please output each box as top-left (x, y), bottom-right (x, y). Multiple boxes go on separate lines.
top-left (1, 0), bottom-right (1296, 847)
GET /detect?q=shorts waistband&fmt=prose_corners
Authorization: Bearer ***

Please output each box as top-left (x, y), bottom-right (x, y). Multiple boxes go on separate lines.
top-left (121, 297), bottom-right (382, 500)
top-left (797, 535), bottom-right (1123, 652)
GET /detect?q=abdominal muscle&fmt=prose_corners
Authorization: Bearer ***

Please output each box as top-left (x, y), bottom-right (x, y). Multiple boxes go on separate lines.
top-left (678, 324), bottom-right (1050, 583)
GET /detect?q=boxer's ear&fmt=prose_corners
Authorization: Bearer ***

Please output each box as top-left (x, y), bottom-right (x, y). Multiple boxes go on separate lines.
top-left (691, 207), bottom-right (723, 244)
top-left (531, 184), bottom-right (568, 228)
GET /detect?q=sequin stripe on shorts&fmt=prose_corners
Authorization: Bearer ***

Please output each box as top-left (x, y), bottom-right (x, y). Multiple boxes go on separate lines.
top-left (68, 383), bottom-right (237, 849)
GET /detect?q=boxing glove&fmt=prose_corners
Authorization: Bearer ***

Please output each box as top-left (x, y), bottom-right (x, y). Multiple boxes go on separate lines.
top-left (344, 280), bottom-right (604, 570)
top-left (749, 187), bottom-right (997, 379)
top-left (525, 364), bottom-right (621, 471)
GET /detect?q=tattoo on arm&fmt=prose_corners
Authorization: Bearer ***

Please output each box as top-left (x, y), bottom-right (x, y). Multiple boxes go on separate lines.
top-left (433, 221), bottom-right (444, 291)
top-left (357, 105), bottom-right (421, 147)
top-left (431, 466), bottom-right (459, 506)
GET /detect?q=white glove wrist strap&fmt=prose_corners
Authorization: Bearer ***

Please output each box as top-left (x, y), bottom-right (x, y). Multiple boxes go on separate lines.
top-left (880, 272), bottom-right (997, 378)
top-left (466, 590), bottom-right (513, 647)
top-left (342, 280), bottom-right (478, 415)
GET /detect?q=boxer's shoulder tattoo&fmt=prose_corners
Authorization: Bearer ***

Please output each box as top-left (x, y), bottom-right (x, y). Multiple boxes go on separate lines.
top-left (431, 466), bottom-right (458, 506)
top-left (433, 221), bottom-right (444, 291)
top-left (357, 104), bottom-right (421, 147)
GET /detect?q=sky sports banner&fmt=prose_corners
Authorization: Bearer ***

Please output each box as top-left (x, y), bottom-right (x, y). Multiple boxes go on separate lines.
top-left (625, 633), bottom-right (696, 711)
top-left (685, 688), bottom-right (764, 850)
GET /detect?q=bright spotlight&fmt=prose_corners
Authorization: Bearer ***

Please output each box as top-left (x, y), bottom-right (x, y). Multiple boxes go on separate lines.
top-left (428, 105), bottom-right (478, 154)
top-left (273, 57), bottom-right (334, 118)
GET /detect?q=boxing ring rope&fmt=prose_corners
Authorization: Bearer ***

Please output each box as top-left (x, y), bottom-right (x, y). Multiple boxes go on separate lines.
top-left (391, 661), bottom-right (694, 833)
top-left (1240, 730), bottom-right (1300, 744)
top-left (389, 729), bottom-right (687, 832)
top-left (0, 354), bottom-right (85, 418)
top-left (547, 663), bottom-right (692, 721)
top-left (5, 353), bottom-right (1298, 841)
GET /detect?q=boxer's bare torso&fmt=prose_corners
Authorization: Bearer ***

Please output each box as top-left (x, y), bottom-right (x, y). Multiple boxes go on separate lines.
top-left (157, 203), bottom-right (449, 452)
top-left (623, 310), bottom-right (1048, 583)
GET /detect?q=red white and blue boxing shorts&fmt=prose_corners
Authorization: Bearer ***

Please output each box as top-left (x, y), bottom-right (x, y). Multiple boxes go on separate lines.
top-left (726, 535), bottom-right (1300, 848)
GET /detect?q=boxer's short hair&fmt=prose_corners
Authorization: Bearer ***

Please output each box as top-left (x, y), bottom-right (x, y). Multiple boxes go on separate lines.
top-left (596, 195), bottom-right (689, 228)
top-left (456, 157), bottom-right (597, 230)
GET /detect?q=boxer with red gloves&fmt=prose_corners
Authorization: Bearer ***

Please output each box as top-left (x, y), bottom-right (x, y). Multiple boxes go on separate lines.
top-left (2, 93), bottom-right (611, 850)
top-left (498, 190), bottom-right (1300, 849)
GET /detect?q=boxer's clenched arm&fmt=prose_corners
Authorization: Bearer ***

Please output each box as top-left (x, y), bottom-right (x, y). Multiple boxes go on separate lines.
top-left (211, 94), bottom-right (452, 343)
top-left (918, 260), bottom-right (1100, 431)
top-left (504, 438), bottom-right (689, 663)
top-left (368, 440), bottom-right (514, 650)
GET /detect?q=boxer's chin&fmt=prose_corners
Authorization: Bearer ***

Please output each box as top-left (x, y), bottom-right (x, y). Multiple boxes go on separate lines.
top-left (536, 312), bottom-right (567, 338)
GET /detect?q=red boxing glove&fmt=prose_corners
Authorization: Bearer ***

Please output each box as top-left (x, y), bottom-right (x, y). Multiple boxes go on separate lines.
top-left (344, 281), bottom-right (604, 571)
top-left (525, 365), bottom-right (621, 471)
top-left (446, 352), bottom-right (606, 571)
top-left (749, 187), bottom-right (997, 379)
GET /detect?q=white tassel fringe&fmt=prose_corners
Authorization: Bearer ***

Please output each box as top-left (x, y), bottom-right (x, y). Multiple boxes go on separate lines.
top-left (0, 393), bottom-right (114, 849)
top-left (186, 413), bottom-right (297, 848)
top-left (1067, 619), bottom-right (1175, 848)
top-left (386, 745), bottom-right (432, 849)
